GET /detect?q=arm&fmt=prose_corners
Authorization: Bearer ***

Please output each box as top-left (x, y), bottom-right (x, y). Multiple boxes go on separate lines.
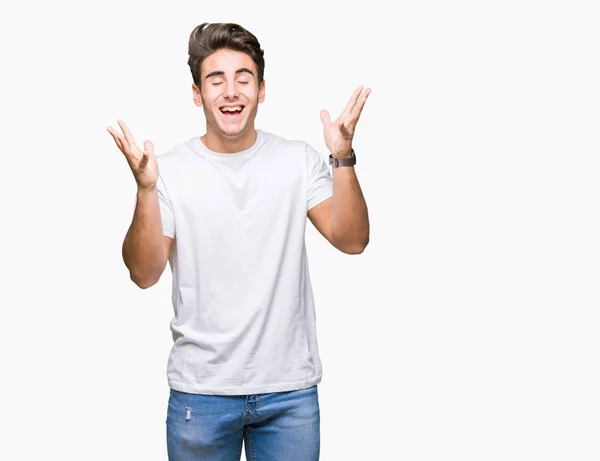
top-left (308, 164), bottom-right (369, 254)
top-left (107, 119), bottom-right (171, 289)
top-left (309, 85), bottom-right (371, 254)
top-left (122, 188), bottom-right (172, 288)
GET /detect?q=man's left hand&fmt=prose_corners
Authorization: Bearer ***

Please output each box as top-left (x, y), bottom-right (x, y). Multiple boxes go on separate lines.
top-left (320, 86), bottom-right (371, 158)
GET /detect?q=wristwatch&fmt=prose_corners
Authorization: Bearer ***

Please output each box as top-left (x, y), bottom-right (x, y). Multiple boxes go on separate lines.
top-left (329, 149), bottom-right (356, 167)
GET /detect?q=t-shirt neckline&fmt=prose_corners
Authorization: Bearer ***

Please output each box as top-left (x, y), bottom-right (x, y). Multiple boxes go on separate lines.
top-left (192, 130), bottom-right (264, 158)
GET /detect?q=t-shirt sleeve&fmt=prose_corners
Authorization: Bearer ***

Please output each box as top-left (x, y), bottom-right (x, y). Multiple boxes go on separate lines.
top-left (156, 174), bottom-right (175, 238)
top-left (306, 143), bottom-right (333, 211)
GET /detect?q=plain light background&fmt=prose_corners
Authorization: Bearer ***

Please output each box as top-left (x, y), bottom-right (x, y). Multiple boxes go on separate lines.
top-left (1, 0), bottom-right (599, 459)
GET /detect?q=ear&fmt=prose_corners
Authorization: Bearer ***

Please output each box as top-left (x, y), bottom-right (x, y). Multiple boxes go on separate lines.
top-left (192, 83), bottom-right (203, 107)
top-left (258, 79), bottom-right (266, 104)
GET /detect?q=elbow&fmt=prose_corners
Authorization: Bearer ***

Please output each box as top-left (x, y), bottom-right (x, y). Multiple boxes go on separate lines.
top-left (123, 253), bottom-right (165, 289)
top-left (129, 270), bottom-right (160, 289)
top-left (330, 222), bottom-right (370, 255)
top-left (338, 237), bottom-right (369, 255)
top-left (133, 278), bottom-right (157, 289)
top-left (346, 242), bottom-right (369, 255)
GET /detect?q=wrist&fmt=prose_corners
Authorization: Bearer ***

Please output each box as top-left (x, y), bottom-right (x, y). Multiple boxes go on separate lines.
top-left (137, 185), bottom-right (157, 196)
top-left (331, 149), bottom-right (354, 159)
top-left (329, 148), bottom-right (356, 167)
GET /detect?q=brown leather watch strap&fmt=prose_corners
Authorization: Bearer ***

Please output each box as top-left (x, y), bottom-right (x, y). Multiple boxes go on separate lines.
top-left (329, 149), bottom-right (356, 167)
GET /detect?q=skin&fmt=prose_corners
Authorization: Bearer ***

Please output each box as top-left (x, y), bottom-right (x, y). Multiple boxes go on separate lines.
top-left (310, 86), bottom-right (371, 254)
top-left (106, 120), bottom-right (168, 287)
top-left (107, 47), bottom-right (371, 287)
top-left (192, 49), bottom-right (265, 153)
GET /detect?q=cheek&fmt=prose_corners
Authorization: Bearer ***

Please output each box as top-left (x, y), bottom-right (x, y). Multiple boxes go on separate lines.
top-left (201, 87), bottom-right (220, 104)
top-left (242, 84), bottom-right (259, 98)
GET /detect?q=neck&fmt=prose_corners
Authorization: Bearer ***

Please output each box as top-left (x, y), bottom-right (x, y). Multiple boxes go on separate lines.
top-left (201, 125), bottom-right (258, 154)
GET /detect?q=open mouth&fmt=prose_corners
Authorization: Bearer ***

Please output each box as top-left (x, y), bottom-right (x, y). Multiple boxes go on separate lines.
top-left (220, 105), bottom-right (245, 117)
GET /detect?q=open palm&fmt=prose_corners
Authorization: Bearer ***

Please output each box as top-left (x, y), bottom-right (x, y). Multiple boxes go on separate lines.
top-left (320, 86), bottom-right (371, 157)
top-left (107, 120), bottom-right (158, 190)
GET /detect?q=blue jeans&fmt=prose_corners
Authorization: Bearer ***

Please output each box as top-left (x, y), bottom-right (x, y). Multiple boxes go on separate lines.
top-left (166, 385), bottom-right (320, 460)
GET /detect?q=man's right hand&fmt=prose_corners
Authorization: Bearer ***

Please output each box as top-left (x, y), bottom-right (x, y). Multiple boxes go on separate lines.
top-left (107, 120), bottom-right (159, 191)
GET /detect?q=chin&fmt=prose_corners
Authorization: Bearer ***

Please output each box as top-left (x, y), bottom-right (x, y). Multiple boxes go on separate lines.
top-left (219, 123), bottom-right (250, 138)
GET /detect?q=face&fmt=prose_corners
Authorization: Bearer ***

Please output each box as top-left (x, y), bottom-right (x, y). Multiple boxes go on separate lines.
top-left (193, 49), bottom-right (265, 139)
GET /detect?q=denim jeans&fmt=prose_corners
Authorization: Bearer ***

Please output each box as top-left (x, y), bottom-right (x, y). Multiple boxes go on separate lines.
top-left (166, 385), bottom-right (320, 461)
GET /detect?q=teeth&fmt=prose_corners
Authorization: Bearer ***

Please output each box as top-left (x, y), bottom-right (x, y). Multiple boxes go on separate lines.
top-left (221, 106), bottom-right (243, 112)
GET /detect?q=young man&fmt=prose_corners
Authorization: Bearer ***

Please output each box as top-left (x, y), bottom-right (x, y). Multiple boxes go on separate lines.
top-left (107, 22), bottom-right (370, 461)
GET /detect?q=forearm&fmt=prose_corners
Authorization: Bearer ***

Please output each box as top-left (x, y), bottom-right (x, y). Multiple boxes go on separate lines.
top-left (330, 165), bottom-right (369, 253)
top-left (122, 187), bottom-right (167, 287)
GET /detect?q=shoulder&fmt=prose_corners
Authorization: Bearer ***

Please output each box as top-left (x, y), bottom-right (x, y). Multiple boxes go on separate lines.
top-left (259, 130), bottom-right (321, 162)
top-left (259, 130), bottom-right (300, 149)
top-left (155, 137), bottom-right (199, 171)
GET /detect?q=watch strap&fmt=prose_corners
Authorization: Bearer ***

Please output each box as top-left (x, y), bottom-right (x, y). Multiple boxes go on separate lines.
top-left (329, 149), bottom-right (356, 167)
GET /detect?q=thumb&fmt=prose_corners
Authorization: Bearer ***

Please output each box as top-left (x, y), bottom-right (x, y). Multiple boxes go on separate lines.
top-left (320, 109), bottom-right (331, 126)
top-left (139, 151), bottom-right (149, 170)
top-left (143, 140), bottom-right (154, 157)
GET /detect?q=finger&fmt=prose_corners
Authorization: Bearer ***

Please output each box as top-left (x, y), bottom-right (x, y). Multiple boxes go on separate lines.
top-left (117, 119), bottom-right (136, 148)
top-left (107, 126), bottom-right (121, 143)
top-left (115, 136), bottom-right (125, 153)
top-left (342, 86), bottom-right (364, 117)
top-left (107, 127), bottom-right (125, 151)
top-left (348, 87), bottom-right (372, 126)
top-left (320, 109), bottom-right (331, 126)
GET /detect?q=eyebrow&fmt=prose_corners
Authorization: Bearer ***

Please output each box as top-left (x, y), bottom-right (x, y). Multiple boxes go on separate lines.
top-left (204, 68), bottom-right (255, 80)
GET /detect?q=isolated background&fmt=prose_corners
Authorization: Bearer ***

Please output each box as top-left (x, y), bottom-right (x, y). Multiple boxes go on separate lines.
top-left (1, 0), bottom-right (599, 460)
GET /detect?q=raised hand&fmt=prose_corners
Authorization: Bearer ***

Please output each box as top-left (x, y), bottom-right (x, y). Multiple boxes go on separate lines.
top-left (107, 120), bottom-right (158, 191)
top-left (320, 86), bottom-right (371, 158)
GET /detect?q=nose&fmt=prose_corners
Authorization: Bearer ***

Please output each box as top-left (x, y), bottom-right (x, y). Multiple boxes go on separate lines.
top-left (224, 81), bottom-right (239, 99)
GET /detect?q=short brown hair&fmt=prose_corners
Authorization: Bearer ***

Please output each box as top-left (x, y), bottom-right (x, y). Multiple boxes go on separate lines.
top-left (188, 23), bottom-right (265, 88)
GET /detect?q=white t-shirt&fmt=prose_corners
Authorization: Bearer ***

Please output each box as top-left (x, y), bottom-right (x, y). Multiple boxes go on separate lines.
top-left (154, 129), bottom-right (333, 395)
